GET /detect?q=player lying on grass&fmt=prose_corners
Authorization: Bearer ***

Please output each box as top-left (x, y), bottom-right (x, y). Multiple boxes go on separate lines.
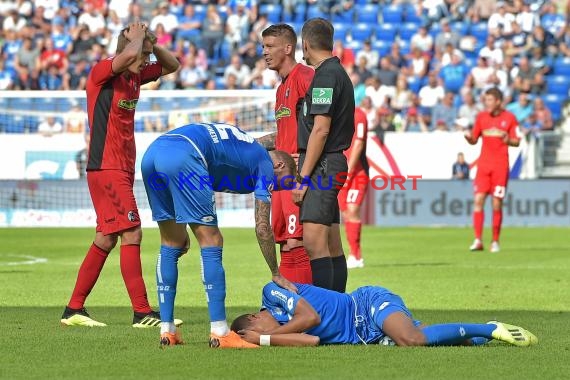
top-left (231, 282), bottom-right (538, 347)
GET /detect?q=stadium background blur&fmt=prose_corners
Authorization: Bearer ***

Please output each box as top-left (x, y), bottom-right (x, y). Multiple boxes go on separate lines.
top-left (1, 0), bottom-right (569, 229)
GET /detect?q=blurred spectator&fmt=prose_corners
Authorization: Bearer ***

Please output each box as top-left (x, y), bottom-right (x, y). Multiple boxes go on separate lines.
top-left (150, 2), bottom-right (178, 34)
top-left (51, 19), bottom-right (74, 54)
top-left (402, 107), bottom-right (428, 132)
top-left (479, 36), bottom-right (504, 66)
top-left (201, 4), bottom-right (225, 58)
top-left (14, 37), bottom-right (40, 90)
top-left (243, 58), bottom-right (278, 89)
top-left (377, 56), bottom-right (398, 88)
top-left (558, 25), bottom-right (570, 57)
top-left (506, 92), bottom-right (533, 123)
top-left (226, 2), bottom-right (250, 51)
top-left (391, 76), bottom-right (413, 113)
top-left (360, 96), bottom-right (378, 131)
top-left (333, 40), bottom-right (355, 70)
top-left (39, 38), bottom-right (68, 76)
top-left (452, 152), bottom-right (470, 180)
top-left (64, 103), bottom-right (87, 134)
top-left (354, 56), bottom-right (372, 84)
top-left (38, 115), bottom-right (63, 137)
top-left (516, 0), bottom-right (537, 34)
top-left (466, 56), bottom-right (494, 94)
top-left (39, 64), bottom-right (63, 90)
top-left (488, 2), bottom-right (515, 34)
top-left (457, 90), bottom-right (482, 128)
top-left (252, 13), bottom-right (269, 43)
top-left (62, 59), bottom-right (89, 90)
top-left (224, 53), bottom-right (251, 88)
top-left (503, 21), bottom-right (532, 57)
top-left (521, 112), bottom-right (543, 138)
top-left (356, 40), bottom-right (379, 72)
top-left (512, 56), bottom-right (544, 95)
top-left (177, 4), bottom-right (202, 45)
top-left (468, 0), bottom-right (497, 23)
top-left (0, 60), bottom-right (15, 90)
top-left (439, 51), bottom-right (468, 94)
top-left (154, 23), bottom-right (173, 49)
top-left (530, 46), bottom-right (550, 76)
top-left (108, 0), bottom-right (131, 24)
top-left (239, 35), bottom-right (262, 69)
top-left (76, 134), bottom-right (89, 179)
top-left (441, 42), bottom-right (464, 67)
top-left (532, 97), bottom-right (554, 131)
top-left (418, 72), bottom-right (445, 123)
top-left (387, 42), bottom-right (405, 69)
top-left (77, 3), bottom-right (106, 38)
top-left (179, 55), bottom-right (208, 89)
top-left (423, 0), bottom-right (449, 26)
top-left (407, 47), bottom-right (429, 78)
top-left (168, 108), bottom-right (190, 130)
top-left (70, 25), bottom-right (97, 63)
top-left (187, 42), bottom-right (209, 72)
top-left (3, 9), bottom-right (26, 32)
top-left (31, 6), bottom-right (52, 35)
top-left (350, 72), bottom-right (366, 107)
top-left (435, 19), bottom-right (460, 53)
top-left (411, 26), bottom-right (434, 55)
top-left (365, 77), bottom-right (394, 109)
top-left (431, 92), bottom-right (457, 130)
top-left (375, 106), bottom-right (396, 142)
top-left (158, 71), bottom-right (178, 90)
top-left (531, 25), bottom-right (558, 57)
top-left (144, 103), bottom-right (166, 132)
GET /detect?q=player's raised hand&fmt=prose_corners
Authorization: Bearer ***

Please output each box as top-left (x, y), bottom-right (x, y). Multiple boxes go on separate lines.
top-left (145, 29), bottom-right (158, 45)
top-left (501, 130), bottom-right (509, 144)
top-left (272, 274), bottom-right (298, 293)
top-left (124, 22), bottom-right (147, 41)
top-left (238, 329), bottom-right (261, 345)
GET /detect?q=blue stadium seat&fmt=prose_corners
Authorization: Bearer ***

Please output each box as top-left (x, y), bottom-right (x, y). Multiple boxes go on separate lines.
top-left (356, 4), bottom-right (379, 24)
top-left (35, 98), bottom-right (57, 111)
top-left (469, 22), bottom-right (488, 43)
top-left (463, 57), bottom-right (476, 70)
top-left (332, 8), bottom-right (354, 24)
top-left (543, 94), bottom-right (564, 120)
top-left (429, 23), bottom-right (442, 39)
top-left (134, 118), bottom-right (145, 132)
top-left (553, 56), bottom-right (570, 76)
top-left (4, 115), bottom-right (26, 133)
top-left (259, 4), bottom-right (282, 23)
top-left (451, 22), bottom-right (468, 35)
top-left (137, 98), bottom-right (152, 112)
top-left (290, 22), bottom-right (303, 34)
top-left (307, 5), bottom-right (328, 20)
top-left (408, 76), bottom-right (422, 93)
top-left (382, 5), bottom-right (403, 24)
top-left (375, 23), bottom-right (397, 42)
top-left (293, 4), bottom-right (307, 23)
top-left (194, 4), bottom-right (206, 19)
top-left (398, 40), bottom-right (411, 55)
top-left (403, 3), bottom-right (423, 24)
top-left (215, 76), bottom-right (226, 89)
top-left (346, 40), bottom-right (363, 52)
top-left (352, 23), bottom-right (374, 41)
top-left (333, 23), bottom-right (350, 41)
top-left (399, 23), bottom-right (418, 41)
top-left (546, 76), bottom-right (570, 96)
top-left (372, 40), bottom-right (390, 56)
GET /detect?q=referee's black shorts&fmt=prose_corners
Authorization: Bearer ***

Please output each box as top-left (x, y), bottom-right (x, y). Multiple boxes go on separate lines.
top-left (298, 152), bottom-right (347, 226)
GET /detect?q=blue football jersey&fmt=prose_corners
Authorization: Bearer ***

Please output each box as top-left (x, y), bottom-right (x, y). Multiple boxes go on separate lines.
top-left (261, 282), bottom-right (359, 344)
top-left (166, 123), bottom-right (274, 203)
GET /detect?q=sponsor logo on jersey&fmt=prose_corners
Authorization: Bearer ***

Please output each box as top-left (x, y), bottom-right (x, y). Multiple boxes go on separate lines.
top-left (118, 99), bottom-right (138, 110)
top-left (312, 87), bottom-right (333, 104)
top-left (287, 297), bottom-right (294, 310)
top-left (270, 289), bottom-right (287, 302)
top-left (482, 128), bottom-right (505, 137)
top-left (378, 301), bottom-right (390, 311)
top-left (275, 105), bottom-right (291, 120)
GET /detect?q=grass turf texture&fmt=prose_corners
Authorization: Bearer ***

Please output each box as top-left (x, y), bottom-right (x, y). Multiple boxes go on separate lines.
top-left (0, 227), bottom-right (568, 380)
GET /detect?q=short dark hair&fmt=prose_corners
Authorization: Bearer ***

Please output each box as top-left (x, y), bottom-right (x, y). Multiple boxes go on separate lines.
top-left (230, 314), bottom-right (252, 333)
top-left (301, 18), bottom-right (334, 51)
top-left (485, 87), bottom-right (503, 102)
top-left (272, 150), bottom-right (297, 177)
top-left (262, 24), bottom-right (297, 46)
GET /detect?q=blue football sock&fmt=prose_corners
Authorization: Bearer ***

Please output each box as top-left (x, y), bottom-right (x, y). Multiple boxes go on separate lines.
top-left (156, 245), bottom-right (184, 322)
top-left (421, 323), bottom-right (496, 346)
top-left (201, 246), bottom-right (226, 322)
top-left (470, 337), bottom-right (490, 346)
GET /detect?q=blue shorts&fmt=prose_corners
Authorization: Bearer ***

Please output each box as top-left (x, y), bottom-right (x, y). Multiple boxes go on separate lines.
top-left (141, 135), bottom-right (217, 226)
top-left (351, 286), bottom-right (421, 344)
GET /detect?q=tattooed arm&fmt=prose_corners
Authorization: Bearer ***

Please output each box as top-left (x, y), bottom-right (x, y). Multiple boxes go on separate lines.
top-left (254, 199), bottom-right (298, 293)
top-left (255, 132), bottom-right (276, 151)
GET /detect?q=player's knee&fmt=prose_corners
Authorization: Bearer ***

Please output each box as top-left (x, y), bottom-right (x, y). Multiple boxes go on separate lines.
top-left (196, 229), bottom-right (223, 247)
top-left (95, 234), bottom-right (118, 252)
top-left (121, 226), bottom-right (143, 245)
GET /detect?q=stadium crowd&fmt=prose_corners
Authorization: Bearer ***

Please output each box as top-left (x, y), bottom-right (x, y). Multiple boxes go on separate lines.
top-left (0, 0), bottom-right (568, 134)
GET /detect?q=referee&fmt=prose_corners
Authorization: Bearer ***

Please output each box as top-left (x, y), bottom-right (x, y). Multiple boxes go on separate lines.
top-left (292, 18), bottom-right (355, 292)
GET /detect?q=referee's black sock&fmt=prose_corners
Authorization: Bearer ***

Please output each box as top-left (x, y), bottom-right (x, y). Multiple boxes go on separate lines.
top-left (331, 255), bottom-right (348, 293)
top-left (310, 257), bottom-right (333, 290)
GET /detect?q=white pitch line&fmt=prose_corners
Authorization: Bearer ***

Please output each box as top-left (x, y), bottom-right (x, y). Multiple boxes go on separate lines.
top-left (1, 254), bottom-right (48, 266)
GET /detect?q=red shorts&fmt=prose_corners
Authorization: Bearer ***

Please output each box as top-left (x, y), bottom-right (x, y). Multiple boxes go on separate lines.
top-left (87, 170), bottom-right (140, 235)
top-left (338, 172), bottom-right (369, 212)
top-left (474, 164), bottom-right (509, 199)
top-left (271, 190), bottom-right (303, 244)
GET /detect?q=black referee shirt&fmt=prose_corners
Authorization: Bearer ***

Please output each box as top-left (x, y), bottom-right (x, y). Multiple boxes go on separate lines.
top-left (297, 56), bottom-right (355, 153)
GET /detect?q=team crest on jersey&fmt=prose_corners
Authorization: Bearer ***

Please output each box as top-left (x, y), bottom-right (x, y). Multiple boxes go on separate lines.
top-left (127, 210), bottom-right (139, 222)
top-left (275, 105), bottom-right (291, 120)
top-left (118, 99), bottom-right (138, 110)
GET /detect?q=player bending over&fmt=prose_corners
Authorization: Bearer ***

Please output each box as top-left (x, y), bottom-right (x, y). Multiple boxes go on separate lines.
top-left (231, 282), bottom-right (538, 348)
top-left (464, 87), bottom-right (520, 253)
top-left (141, 122), bottom-right (297, 348)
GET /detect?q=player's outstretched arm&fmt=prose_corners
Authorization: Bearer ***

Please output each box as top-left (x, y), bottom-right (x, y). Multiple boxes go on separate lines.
top-left (256, 132), bottom-right (276, 151)
top-left (238, 330), bottom-right (320, 347)
top-left (266, 298), bottom-right (321, 335)
top-left (254, 199), bottom-right (298, 293)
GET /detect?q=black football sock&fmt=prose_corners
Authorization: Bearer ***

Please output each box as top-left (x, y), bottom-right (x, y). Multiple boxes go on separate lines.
top-left (331, 255), bottom-right (348, 293)
top-left (310, 257), bottom-right (333, 290)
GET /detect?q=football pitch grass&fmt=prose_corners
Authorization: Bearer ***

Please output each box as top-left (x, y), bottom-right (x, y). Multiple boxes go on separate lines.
top-left (0, 227), bottom-right (568, 380)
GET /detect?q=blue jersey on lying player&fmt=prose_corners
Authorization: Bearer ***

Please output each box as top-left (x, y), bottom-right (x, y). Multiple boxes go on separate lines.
top-left (261, 282), bottom-right (416, 344)
top-left (165, 122), bottom-right (274, 202)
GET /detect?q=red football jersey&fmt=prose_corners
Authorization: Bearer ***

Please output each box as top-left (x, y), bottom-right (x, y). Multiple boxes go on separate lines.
top-left (472, 109), bottom-right (519, 166)
top-left (274, 63), bottom-right (314, 154)
top-left (344, 107), bottom-right (369, 175)
top-left (86, 57), bottom-right (162, 172)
